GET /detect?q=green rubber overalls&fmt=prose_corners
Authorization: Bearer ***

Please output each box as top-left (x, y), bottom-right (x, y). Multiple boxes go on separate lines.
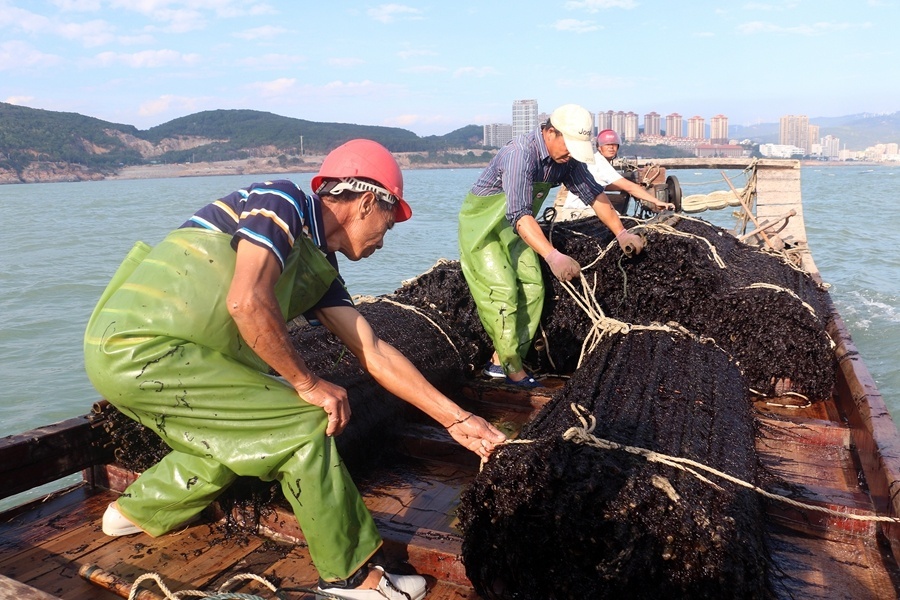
top-left (83, 228), bottom-right (381, 582)
top-left (458, 183), bottom-right (553, 375)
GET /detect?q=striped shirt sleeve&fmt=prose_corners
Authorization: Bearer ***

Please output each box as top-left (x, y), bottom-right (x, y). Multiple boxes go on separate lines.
top-left (180, 180), bottom-right (307, 270)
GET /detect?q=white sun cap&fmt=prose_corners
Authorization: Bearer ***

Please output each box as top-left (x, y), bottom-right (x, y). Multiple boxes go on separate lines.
top-left (549, 104), bottom-right (595, 164)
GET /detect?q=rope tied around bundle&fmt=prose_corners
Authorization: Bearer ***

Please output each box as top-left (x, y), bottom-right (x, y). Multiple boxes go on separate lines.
top-left (561, 403), bottom-right (900, 524)
top-left (558, 271), bottom-right (721, 369)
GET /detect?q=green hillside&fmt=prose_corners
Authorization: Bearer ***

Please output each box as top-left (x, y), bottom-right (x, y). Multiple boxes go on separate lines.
top-left (0, 103), bottom-right (485, 179)
top-left (2, 102), bottom-right (897, 184)
top-left (0, 103), bottom-right (145, 171)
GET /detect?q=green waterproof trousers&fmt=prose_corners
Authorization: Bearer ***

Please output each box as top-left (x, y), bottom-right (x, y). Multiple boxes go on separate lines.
top-left (458, 184), bottom-right (553, 375)
top-left (83, 229), bottom-right (381, 582)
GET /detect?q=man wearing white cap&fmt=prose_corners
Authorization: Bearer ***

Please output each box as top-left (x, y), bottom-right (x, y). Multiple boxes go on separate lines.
top-left (458, 104), bottom-right (643, 387)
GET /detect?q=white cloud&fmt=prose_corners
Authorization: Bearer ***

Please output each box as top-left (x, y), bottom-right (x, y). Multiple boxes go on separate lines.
top-left (554, 19), bottom-right (599, 33)
top-left (0, 41), bottom-right (62, 70)
top-left (320, 80), bottom-right (381, 94)
top-left (564, 0), bottom-right (637, 12)
top-left (93, 49), bottom-right (201, 68)
top-left (383, 113), bottom-right (455, 129)
top-left (233, 25), bottom-right (287, 41)
top-left (55, 19), bottom-right (118, 47)
top-left (5, 95), bottom-right (36, 105)
top-left (248, 77), bottom-right (299, 98)
top-left (49, 0), bottom-right (103, 11)
top-left (367, 4), bottom-right (423, 24)
top-left (138, 94), bottom-right (203, 117)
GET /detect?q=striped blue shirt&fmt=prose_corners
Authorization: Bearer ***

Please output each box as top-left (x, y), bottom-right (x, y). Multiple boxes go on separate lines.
top-left (180, 179), bottom-right (351, 312)
top-left (470, 127), bottom-right (605, 227)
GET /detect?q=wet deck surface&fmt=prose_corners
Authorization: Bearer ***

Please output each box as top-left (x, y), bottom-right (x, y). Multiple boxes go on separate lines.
top-left (1, 378), bottom-right (899, 599)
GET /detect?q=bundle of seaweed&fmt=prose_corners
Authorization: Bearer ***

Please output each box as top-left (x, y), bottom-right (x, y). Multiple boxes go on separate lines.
top-left (389, 258), bottom-right (491, 373)
top-left (535, 215), bottom-right (835, 399)
top-left (458, 328), bottom-right (771, 599)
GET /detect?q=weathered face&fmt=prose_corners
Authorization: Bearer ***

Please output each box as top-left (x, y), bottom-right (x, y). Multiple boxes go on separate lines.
top-left (599, 144), bottom-right (619, 160)
top-left (342, 194), bottom-right (396, 261)
top-left (544, 128), bottom-right (572, 163)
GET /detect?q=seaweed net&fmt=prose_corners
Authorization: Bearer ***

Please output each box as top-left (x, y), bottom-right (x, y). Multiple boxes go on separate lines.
top-left (534, 214), bottom-right (835, 399)
top-left (457, 329), bottom-right (772, 599)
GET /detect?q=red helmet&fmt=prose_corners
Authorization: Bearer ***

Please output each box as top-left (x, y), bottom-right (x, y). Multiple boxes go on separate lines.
top-left (311, 139), bottom-right (411, 222)
top-left (597, 129), bottom-right (622, 146)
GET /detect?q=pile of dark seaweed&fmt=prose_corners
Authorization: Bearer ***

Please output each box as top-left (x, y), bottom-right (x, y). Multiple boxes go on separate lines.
top-left (533, 214), bottom-right (834, 399)
top-left (457, 329), bottom-right (769, 598)
top-left (99, 213), bottom-right (835, 598)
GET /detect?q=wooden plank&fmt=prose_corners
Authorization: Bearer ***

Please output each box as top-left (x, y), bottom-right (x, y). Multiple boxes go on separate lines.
top-left (0, 416), bottom-right (112, 500)
top-left (828, 304), bottom-right (900, 562)
top-left (768, 525), bottom-right (900, 600)
top-left (0, 574), bottom-right (61, 600)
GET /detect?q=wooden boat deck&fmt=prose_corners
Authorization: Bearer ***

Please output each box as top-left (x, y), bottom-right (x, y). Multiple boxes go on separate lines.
top-left (3, 373), bottom-right (899, 599)
top-left (3, 158), bottom-right (899, 599)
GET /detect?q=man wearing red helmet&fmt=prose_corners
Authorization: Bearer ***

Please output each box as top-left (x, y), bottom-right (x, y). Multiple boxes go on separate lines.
top-left (84, 139), bottom-right (505, 600)
top-left (563, 129), bottom-right (674, 212)
top-left (459, 105), bottom-right (645, 387)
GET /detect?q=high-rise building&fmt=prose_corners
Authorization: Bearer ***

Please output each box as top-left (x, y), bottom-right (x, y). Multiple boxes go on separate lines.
top-left (612, 111), bottom-right (627, 139)
top-left (665, 113), bottom-right (683, 138)
top-left (821, 134), bottom-right (840, 158)
top-left (483, 123), bottom-right (513, 148)
top-left (808, 124), bottom-right (820, 155)
top-left (623, 112), bottom-right (639, 142)
top-left (779, 115), bottom-right (810, 154)
top-left (687, 115), bottom-right (706, 140)
top-left (643, 112), bottom-right (661, 137)
top-left (512, 99), bottom-right (539, 137)
top-left (597, 110), bottom-right (615, 132)
top-left (710, 114), bottom-right (729, 144)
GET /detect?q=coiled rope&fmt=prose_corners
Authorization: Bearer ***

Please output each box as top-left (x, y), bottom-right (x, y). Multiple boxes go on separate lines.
top-left (126, 571), bottom-right (352, 600)
top-left (128, 572), bottom-right (284, 600)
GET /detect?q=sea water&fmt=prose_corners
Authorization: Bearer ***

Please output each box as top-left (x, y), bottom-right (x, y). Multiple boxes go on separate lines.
top-left (1, 165), bottom-right (898, 505)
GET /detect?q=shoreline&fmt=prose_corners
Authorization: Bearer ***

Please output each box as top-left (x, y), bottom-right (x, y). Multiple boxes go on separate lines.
top-left (1, 156), bottom-right (890, 186)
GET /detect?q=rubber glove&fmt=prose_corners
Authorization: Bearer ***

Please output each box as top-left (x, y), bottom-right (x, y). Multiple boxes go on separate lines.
top-left (545, 249), bottom-right (581, 281)
top-left (616, 229), bottom-right (644, 256)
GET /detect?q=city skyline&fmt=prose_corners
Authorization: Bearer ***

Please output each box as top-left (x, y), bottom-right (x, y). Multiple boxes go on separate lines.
top-left (485, 100), bottom-right (900, 160)
top-left (1, 1), bottom-right (897, 138)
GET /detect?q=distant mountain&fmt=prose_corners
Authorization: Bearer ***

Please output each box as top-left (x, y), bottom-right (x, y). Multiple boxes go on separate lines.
top-left (0, 103), bottom-right (485, 183)
top-left (729, 112), bottom-right (900, 149)
top-left (3, 102), bottom-right (897, 184)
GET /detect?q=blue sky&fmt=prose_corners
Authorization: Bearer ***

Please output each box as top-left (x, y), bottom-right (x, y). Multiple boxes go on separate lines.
top-left (1, 0), bottom-right (896, 136)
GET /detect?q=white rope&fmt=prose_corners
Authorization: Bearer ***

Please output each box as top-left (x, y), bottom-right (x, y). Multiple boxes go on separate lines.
top-left (129, 572), bottom-right (280, 600)
top-left (561, 404), bottom-right (900, 524)
top-left (376, 297), bottom-right (461, 357)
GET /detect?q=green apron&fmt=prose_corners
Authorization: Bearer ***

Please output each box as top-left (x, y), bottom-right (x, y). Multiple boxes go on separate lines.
top-left (84, 228), bottom-right (381, 582)
top-left (458, 183), bottom-right (552, 375)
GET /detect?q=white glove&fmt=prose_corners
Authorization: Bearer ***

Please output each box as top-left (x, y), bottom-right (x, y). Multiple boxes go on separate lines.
top-left (616, 229), bottom-right (644, 256)
top-left (545, 249), bottom-right (581, 282)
